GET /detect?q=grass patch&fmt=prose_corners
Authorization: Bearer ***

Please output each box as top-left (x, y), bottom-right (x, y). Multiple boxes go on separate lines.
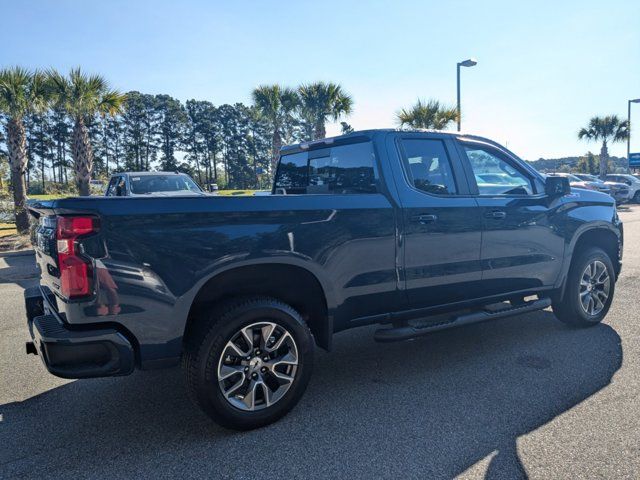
top-left (0, 222), bottom-right (17, 237)
top-left (29, 194), bottom-right (67, 200)
top-left (217, 190), bottom-right (258, 196)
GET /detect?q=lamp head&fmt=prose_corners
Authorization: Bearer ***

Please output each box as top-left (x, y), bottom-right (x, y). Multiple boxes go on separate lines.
top-left (458, 58), bottom-right (478, 67)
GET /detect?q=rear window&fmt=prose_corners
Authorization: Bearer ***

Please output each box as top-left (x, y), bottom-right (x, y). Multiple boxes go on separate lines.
top-left (274, 141), bottom-right (377, 194)
top-left (129, 175), bottom-right (201, 194)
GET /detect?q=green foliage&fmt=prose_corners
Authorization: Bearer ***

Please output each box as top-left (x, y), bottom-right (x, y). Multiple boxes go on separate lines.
top-left (0, 67), bottom-right (49, 120)
top-left (576, 152), bottom-right (598, 174)
top-left (396, 99), bottom-right (458, 130)
top-left (297, 82), bottom-right (353, 140)
top-left (578, 115), bottom-right (629, 144)
top-left (578, 115), bottom-right (629, 176)
top-left (46, 68), bottom-right (126, 121)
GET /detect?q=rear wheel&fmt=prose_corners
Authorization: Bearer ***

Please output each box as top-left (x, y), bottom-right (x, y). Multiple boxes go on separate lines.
top-left (183, 296), bottom-right (314, 430)
top-left (552, 247), bottom-right (615, 327)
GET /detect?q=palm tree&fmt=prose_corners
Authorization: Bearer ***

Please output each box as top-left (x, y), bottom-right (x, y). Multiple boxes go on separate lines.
top-left (0, 67), bottom-right (48, 233)
top-left (297, 82), bottom-right (353, 140)
top-left (252, 84), bottom-right (299, 174)
top-left (47, 68), bottom-right (126, 195)
top-left (578, 115), bottom-right (629, 178)
top-left (396, 99), bottom-right (458, 130)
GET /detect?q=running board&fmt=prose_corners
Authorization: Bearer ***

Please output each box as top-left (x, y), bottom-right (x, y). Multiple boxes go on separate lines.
top-left (374, 297), bottom-right (551, 343)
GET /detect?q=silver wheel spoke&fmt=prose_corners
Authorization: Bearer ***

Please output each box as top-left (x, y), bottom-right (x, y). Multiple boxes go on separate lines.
top-left (224, 375), bottom-right (246, 398)
top-left (225, 341), bottom-right (249, 358)
top-left (242, 380), bottom-right (259, 410)
top-left (240, 327), bottom-right (255, 351)
top-left (266, 331), bottom-right (293, 353)
top-left (260, 323), bottom-right (276, 349)
top-left (219, 364), bottom-right (244, 381)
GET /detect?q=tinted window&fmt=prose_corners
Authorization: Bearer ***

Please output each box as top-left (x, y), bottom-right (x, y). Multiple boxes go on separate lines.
top-left (274, 152), bottom-right (308, 194)
top-left (129, 175), bottom-right (202, 194)
top-left (400, 139), bottom-right (457, 195)
top-left (463, 144), bottom-right (533, 195)
top-left (105, 177), bottom-right (118, 196)
top-left (275, 142), bottom-right (377, 194)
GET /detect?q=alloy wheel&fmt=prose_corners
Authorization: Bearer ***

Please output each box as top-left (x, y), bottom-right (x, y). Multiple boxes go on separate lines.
top-left (217, 321), bottom-right (298, 411)
top-left (579, 260), bottom-right (610, 316)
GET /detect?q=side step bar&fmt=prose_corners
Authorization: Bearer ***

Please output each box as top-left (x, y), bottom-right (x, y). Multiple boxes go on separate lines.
top-left (374, 297), bottom-right (551, 343)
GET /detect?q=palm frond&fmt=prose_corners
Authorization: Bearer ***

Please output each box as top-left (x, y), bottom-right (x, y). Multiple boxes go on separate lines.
top-left (395, 98), bottom-right (458, 130)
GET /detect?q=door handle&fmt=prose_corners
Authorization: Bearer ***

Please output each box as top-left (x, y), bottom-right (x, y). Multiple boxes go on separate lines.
top-left (410, 214), bottom-right (438, 224)
top-left (484, 210), bottom-right (506, 219)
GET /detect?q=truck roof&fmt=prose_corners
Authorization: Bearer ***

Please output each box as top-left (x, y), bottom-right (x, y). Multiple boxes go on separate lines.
top-left (279, 128), bottom-right (499, 155)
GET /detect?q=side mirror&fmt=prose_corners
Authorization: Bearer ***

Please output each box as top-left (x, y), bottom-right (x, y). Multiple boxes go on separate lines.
top-left (545, 176), bottom-right (571, 197)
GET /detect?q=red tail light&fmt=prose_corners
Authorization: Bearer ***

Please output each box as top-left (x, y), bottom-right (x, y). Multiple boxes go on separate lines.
top-left (56, 216), bottom-right (99, 298)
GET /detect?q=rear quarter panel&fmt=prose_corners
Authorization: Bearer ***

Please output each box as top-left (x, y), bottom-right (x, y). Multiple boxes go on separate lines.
top-left (42, 194), bottom-right (398, 366)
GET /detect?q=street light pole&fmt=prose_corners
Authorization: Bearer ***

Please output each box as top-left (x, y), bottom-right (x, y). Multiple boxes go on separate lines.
top-left (456, 64), bottom-right (461, 131)
top-left (456, 58), bottom-right (477, 132)
top-left (628, 99), bottom-right (640, 172)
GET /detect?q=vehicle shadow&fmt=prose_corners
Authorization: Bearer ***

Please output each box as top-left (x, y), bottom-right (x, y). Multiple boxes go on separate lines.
top-left (0, 311), bottom-right (622, 479)
top-left (0, 251), bottom-right (38, 289)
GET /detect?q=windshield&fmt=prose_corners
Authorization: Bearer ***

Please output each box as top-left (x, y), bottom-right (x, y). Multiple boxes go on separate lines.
top-left (129, 175), bottom-right (202, 194)
top-left (577, 174), bottom-right (598, 182)
top-left (550, 173), bottom-right (581, 182)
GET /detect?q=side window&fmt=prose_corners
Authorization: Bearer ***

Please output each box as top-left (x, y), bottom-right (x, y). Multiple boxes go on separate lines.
top-left (463, 144), bottom-right (534, 195)
top-left (105, 177), bottom-right (118, 196)
top-left (274, 141), bottom-right (377, 194)
top-left (399, 139), bottom-right (457, 195)
top-left (274, 152), bottom-right (308, 194)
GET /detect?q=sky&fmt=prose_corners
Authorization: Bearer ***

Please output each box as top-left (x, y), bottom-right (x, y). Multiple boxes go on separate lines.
top-left (1, 0), bottom-right (639, 160)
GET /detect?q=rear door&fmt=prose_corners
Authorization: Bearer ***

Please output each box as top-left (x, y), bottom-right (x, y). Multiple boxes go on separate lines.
top-left (390, 133), bottom-right (484, 308)
top-left (457, 139), bottom-right (564, 295)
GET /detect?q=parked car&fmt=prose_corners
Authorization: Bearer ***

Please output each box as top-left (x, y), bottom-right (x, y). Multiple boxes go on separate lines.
top-left (545, 172), bottom-right (599, 191)
top-left (574, 174), bottom-right (629, 203)
top-left (105, 171), bottom-right (206, 197)
top-left (605, 174), bottom-right (640, 203)
top-left (26, 129), bottom-right (623, 430)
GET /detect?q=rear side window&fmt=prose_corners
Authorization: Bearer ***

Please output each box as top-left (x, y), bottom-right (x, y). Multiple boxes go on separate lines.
top-left (275, 141), bottom-right (377, 194)
top-left (399, 139), bottom-right (457, 195)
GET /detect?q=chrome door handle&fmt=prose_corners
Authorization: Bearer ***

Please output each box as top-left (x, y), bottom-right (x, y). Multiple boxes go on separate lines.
top-left (484, 210), bottom-right (506, 219)
top-left (410, 214), bottom-right (438, 224)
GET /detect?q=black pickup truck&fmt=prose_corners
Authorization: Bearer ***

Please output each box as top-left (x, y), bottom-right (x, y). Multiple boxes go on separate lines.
top-left (25, 129), bottom-right (623, 429)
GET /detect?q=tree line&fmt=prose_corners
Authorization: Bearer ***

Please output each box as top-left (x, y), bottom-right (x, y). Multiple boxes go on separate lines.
top-left (0, 67), bottom-right (357, 232)
top-left (2, 65), bottom-right (630, 235)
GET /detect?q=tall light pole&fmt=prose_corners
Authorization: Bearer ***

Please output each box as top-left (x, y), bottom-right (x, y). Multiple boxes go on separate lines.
top-left (628, 98), bottom-right (640, 172)
top-left (456, 58), bottom-right (477, 131)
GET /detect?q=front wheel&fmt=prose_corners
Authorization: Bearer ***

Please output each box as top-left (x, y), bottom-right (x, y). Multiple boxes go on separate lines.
top-left (182, 297), bottom-right (314, 430)
top-left (552, 247), bottom-right (615, 327)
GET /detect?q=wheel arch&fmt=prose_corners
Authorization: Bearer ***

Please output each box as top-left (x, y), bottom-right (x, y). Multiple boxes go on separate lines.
top-left (183, 262), bottom-right (334, 351)
top-left (557, 225), bottom-right (622, 296)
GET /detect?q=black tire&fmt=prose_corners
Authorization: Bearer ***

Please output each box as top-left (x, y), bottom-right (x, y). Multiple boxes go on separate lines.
top-left (633, 191), bottom-right (640, 203)
top-left (552, 247), bottom-right (615, 327)
top-left (182, 296), bottom-right (314, 430)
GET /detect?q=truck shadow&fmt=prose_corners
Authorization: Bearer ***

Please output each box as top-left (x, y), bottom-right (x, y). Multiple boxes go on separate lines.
top-left (0, 311), bottom-right (622, 479)
top-left (0, 251), bottom-right (39, 289)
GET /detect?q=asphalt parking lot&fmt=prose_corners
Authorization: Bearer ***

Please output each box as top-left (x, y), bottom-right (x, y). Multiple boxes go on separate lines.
top-left (1, 207), bottom-right (640, 479)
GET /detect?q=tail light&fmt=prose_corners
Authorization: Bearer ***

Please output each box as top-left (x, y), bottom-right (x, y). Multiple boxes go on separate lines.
top-left (56, 216), bottom-right (100, 298)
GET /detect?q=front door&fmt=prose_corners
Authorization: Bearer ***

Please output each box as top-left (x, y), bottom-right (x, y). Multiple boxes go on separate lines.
top-left (393, 134), bottom-right (484, 309)
top-left (457, 140), bottom-right (565, 296)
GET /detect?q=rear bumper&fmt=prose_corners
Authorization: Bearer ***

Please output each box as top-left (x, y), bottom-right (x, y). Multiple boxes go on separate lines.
top-left (24, 286), bottom-right (135, 379)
